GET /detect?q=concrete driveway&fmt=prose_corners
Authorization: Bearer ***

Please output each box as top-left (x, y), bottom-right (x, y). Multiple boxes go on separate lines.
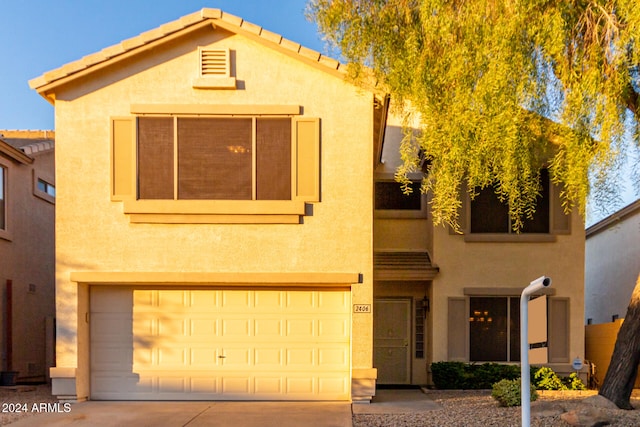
top-left (6, 401), bottom-right (352, 427)
top-left (5, 389), bottom-right (440, 426)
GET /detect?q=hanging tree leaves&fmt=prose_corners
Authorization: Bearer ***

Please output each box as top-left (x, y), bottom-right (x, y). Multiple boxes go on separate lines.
top-left (307, 0), bottom-right (640, 231)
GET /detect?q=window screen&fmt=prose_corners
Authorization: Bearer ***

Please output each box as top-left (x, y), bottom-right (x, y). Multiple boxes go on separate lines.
top-left (178, 118), bottom-right (252, 200)
top-left (138, 117), bottom-right (174, 199)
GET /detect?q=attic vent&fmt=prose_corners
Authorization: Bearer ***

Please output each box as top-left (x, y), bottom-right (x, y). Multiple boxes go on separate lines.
top-left (193, 48), bottom-right (236, 89)
top-left (201, 49), bottom-right (229, 77)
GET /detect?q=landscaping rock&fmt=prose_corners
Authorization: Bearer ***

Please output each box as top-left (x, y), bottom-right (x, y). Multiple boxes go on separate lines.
top-left (583, 395), bottom-right (621, 410)
top-left (560, 406), bottom-right (611, 427)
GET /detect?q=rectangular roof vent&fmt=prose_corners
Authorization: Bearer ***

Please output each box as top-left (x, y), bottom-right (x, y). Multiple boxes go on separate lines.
top-left (193, 47), bottom-right (236, 89)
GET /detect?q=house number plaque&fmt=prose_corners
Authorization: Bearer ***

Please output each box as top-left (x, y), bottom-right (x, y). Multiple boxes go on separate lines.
top-left (353, 304), bottom-right (371, 313)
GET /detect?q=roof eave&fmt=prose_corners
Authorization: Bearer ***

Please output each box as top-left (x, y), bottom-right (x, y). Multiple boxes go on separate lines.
top-left (0, 140), bottom-right (34, 165)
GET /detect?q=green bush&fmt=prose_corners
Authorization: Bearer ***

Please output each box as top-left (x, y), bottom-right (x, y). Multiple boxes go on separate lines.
top-left (532, 367), bottom-right (587, 391)
top-left (562, 372), bottom-right (587, 391)
top-left (491, 378), bottom-right (538, 407)
top-left (534, 366), bottom-right (566, 390)
top-left (431, 362), bottom-right (519, 389)
top-left (431, 362), bottom-right (468, 389)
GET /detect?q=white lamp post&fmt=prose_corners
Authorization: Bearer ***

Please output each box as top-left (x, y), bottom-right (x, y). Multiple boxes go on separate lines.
top-left (520, 275), bottom-right (551, 427)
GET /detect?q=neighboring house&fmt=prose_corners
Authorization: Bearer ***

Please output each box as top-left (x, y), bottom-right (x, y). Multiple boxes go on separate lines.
top-left (30, 9), bottom-right (585, 402)
top-left (585, 199), bottom-right (640, 324)
top-left (0, 130), bottom-right (55, 383)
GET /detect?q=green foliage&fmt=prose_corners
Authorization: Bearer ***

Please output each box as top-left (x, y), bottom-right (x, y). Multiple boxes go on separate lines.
top-left (492, 378), bottom-right (538, 407)
top-left (430, 362), bottom-right (468, 389)
top-left (532, 367), bottom-right (587, 390)
top-left (563, 373), bottom-right (587, 391)
top-left (431, 363), bottom-right (589, 392)
top-left (534, 366), bottom-right (566, 390)
top-left (431, 362), bottom-right (519, 389)
top-left (308, 0), bottom-right (640, 230)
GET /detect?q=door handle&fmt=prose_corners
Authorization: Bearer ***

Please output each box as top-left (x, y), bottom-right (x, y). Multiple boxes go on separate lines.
top-left (218, 355), bottom-right (226, 359)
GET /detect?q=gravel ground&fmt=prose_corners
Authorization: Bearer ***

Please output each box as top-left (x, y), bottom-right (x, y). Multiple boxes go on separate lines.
top-left (0, 384), bottom-right (58, 426)
top-left (353, 390), bottom-right (640, 427)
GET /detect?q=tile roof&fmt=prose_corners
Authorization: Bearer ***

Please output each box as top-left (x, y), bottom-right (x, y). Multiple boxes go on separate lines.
top-left (0, 130), bottom-right (55, 157)
top-left (29, 8), bottom-right (346, 95)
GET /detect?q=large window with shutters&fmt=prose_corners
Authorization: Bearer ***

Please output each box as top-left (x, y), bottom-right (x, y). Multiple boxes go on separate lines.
top-left (110, 109), bottom-right (320, 224)
top-left (137, 117), bottom-right (292, 201)
top-left (448, 294), bottom-right (570, 363)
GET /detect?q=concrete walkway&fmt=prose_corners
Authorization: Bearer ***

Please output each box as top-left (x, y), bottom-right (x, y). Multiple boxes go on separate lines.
top-left (6, 389), bottom-right (440, 426)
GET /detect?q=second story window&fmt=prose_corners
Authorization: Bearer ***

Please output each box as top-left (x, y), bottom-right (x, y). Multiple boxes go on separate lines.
top-left (138, 117), bottom-right (292, 201)
top-left (37, 179), bottom-right (56, 198)
top-left (470, 169), bottom-right (550, 234)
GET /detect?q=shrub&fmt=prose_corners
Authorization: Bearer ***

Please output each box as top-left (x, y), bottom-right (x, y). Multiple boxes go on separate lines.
top-left (563, 373), bottom-right (587, 391)
top-left (431, 361), bottom-right (468, 389)
top-left (491, 378), bottom-right (538, 407)
top-left (431, 362), bottom-right (520, 389)
top-left (534, 366), bottom-right (566, 390)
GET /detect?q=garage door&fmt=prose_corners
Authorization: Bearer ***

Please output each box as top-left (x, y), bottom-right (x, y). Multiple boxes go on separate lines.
top-left (90, 287), bottom-right (351, 400)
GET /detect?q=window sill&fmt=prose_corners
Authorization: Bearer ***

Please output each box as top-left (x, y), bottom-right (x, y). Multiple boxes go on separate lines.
top-left (122, 199), bottom-right (307, 224)
top-left (463, 233), bottom-right (557, 243)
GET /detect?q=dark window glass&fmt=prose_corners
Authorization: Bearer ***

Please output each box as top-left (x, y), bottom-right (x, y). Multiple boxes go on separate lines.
top-left (470, 297), bottom-right (507, 361)
top-left (375, 181), bottom-right (422, 210)
top-left (470, 187), bottom-right (509, 233)
top-left (470, 169), bottom-right (550, 233)
top-left (521, 169), bottom-right (550, 233)
top-left (509, 297), bottom-right (521, 362)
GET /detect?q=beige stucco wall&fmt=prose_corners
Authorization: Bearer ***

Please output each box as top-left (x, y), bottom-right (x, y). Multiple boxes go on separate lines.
top-left (0, 147), bottom-right (55, 381)
top-left (431, 213), bottom-right (586, 363)
top-left (374, 110), bottom-right (585, 381)
top-left (50, 27), bottom-right (374, 399)
top-left (585, 203), bottom-right (640, 324)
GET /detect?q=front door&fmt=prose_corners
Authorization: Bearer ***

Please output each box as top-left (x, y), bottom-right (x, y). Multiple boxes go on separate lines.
top-left (373, 298), bottom-right (411, 384)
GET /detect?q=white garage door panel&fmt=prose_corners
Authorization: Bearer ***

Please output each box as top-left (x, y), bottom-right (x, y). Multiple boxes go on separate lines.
top-left (91, 288), bottom-right (350, 400)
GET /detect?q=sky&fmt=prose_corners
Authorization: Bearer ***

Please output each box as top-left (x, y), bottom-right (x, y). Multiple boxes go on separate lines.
top-left (0, 0), bottom-right (636, 224)
top-left (0, 0), bottom-right (326, 130)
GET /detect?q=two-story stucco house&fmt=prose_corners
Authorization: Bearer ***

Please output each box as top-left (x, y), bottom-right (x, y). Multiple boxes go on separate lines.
top-left (30, 9), bottom-right (585, 402)
top-left (0, 130), bottom-right (55, 384)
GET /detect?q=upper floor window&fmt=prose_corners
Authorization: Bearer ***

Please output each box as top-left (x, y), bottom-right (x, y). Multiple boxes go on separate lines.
top-left (138, 117), bottom-right (291, 201)
top-left (110, 107), bottom-right (320, 224)
top-left (470, 169), bottom-right (550, 234)
top-left (37, 178), bottom-right (56, 197)
top-left (374, 180), bottom-right (427, 219)
top-left (0, 165), bottom-right (5, 230)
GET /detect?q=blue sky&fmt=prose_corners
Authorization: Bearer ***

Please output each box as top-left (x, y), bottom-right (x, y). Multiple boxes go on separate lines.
top-left (0, 0), bottom-right (325, 130)
top-left (0, 1), bottom-right (636, 223)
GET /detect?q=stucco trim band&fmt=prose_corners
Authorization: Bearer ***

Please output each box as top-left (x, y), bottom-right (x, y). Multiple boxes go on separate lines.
top-left (70, 272), bottom-right (361, 286)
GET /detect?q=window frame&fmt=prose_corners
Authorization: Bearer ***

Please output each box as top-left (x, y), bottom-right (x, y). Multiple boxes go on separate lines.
top-left (468, 296), bottom-right (521, 362)
top-left (33, 171), bottom-right (55, 204)
top-left (136, 116), bottom-right (292, 202)
top-left (460, 168), bottom-right (567, 242)
top-left (110, 107), bottom-right (319, 224)
top-left (374, 175), bottom-right (427, 219)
